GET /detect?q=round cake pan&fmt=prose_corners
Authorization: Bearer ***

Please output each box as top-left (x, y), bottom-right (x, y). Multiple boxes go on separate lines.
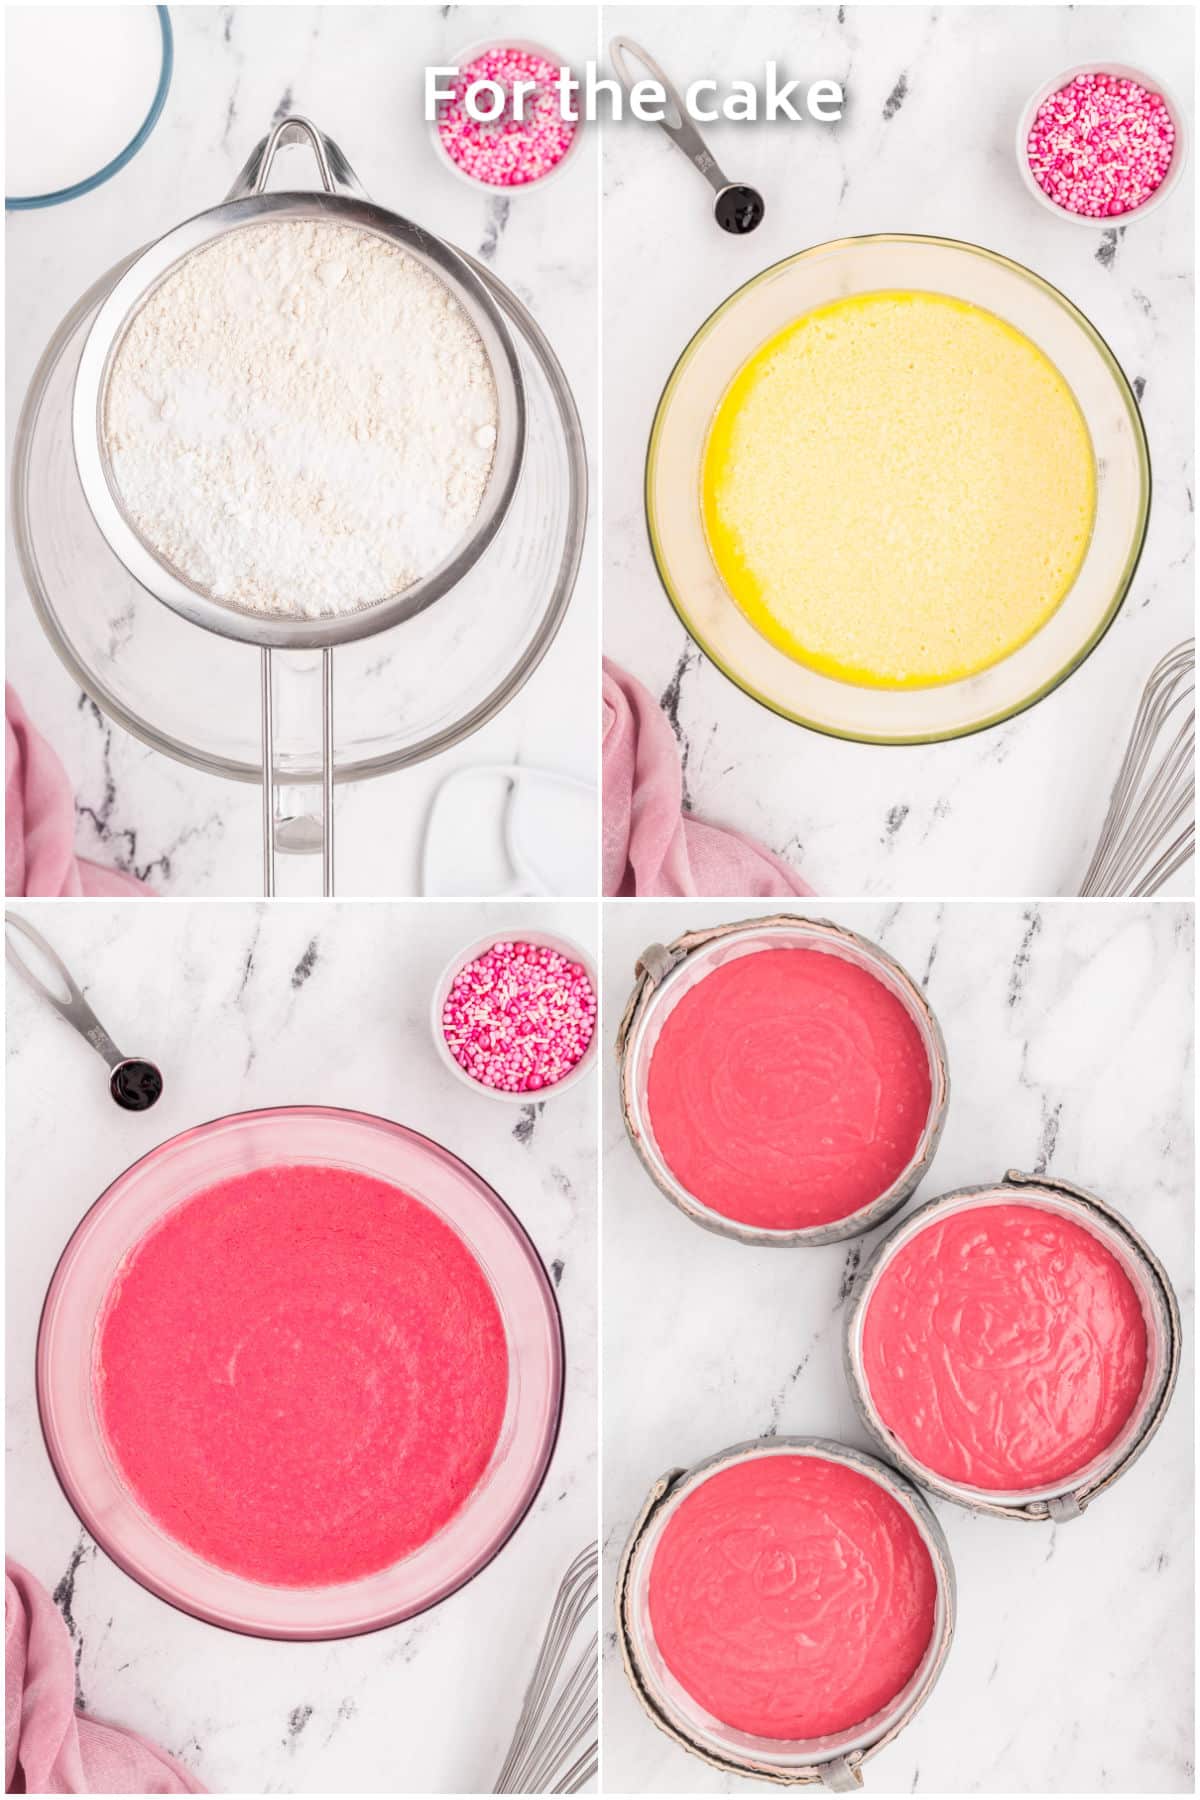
top-left (616, 914), bottom-right (950, 1247)
top-left (37, 1105), bottom-right (564, 1639)
top-left (616, 1437), bottom-right (956, 1790)
top-left (646, 234), bottom-right (1149, 744)
top-left (844, 1169), bottom-right (1181, 1521)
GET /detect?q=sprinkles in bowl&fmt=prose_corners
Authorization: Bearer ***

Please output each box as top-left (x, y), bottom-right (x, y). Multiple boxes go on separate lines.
top-left (1026, 69), bottom-right (1177, 219)
top-left (440, 938), bottom-right (597, 1095)
top-left (435, 44), bottom-right (579, 190)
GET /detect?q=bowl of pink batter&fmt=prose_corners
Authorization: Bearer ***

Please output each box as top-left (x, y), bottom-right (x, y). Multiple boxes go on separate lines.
top-left (37, 1106), bottom-right (564, 1637)
top-left (617, 916), bottom-right (949, 1245)
top-left (846, 1171), bottom-right (1180, 1520)
top-left (617, 1439), bottom-right (955, 1783)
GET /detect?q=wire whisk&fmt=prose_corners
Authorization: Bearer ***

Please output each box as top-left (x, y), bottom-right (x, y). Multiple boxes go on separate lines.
top-left (1080, 640), bottom-right (1195, 897)
top-left (495, 1544), bottom-right (598, 1794)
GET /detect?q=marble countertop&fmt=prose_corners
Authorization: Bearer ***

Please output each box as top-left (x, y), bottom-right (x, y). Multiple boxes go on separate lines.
top-left (5, 5), bottom-right (599, 897)
top-left (602, 4), bottom-right (1194, 897)
top-left (601, 899), bottom-right (1194, 1793)
top-left (6, 898), bottom-right (598, 1793)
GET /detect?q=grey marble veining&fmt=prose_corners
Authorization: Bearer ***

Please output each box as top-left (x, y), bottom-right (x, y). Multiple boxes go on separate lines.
top-left (601, 5), bottom-right (1194, 897)
top-left (601, 898), bottom-right (1194, 1793)
top-left (5, 5), bottom-right (600, 897)
top-left (6, 898), bottom-right (598, 1793)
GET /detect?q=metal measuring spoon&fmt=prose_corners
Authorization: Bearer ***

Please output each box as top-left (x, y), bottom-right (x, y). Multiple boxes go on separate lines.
top-left (6, 912), bottom-right (163, 1111)
top-left (609, 36), bottom-right (766, 234)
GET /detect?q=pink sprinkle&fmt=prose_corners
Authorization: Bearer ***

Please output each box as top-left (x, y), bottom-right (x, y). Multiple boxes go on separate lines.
top-left (443, 939), bottom-right (596, 1094)
top-left (436, 45), bottom-right (578, 189)
top-left (1026, 71), bottom-right (1175, 219)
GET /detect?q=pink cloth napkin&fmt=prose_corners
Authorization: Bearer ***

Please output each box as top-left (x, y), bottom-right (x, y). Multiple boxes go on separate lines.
top-left (5, 1560), bottom-right (205, 1794)
top-left (603, 659), bottom-right (813, 898)
top-left (6, 688), bottom-right (150, 898)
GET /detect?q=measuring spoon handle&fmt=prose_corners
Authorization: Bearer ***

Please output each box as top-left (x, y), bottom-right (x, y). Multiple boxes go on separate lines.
top-left (5, 912), bottom-right (125, 1068)
top-left (609, 36), bottom-right (730, 194)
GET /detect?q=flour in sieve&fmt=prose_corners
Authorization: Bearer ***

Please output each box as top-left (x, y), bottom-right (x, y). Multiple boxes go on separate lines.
top-left (103, 220), bottom-right (499, 618)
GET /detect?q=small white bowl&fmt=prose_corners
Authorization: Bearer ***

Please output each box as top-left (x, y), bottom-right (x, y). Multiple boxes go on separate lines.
top-left (1016, 62), bottom-right (1187, 228)
top-left (431, 928), bottom-right (599, 1104)
top-left (428, 38), bottom-right (585, 196)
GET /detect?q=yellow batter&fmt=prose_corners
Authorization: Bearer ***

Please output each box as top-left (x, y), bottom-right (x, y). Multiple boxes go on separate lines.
top-left (701, 291), bottom-right (1096, 689)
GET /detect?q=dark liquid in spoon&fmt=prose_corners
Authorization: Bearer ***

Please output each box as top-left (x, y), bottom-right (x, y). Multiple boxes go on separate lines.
top-left (110, 1059), bottom-right (163, 1111)
top-left (715, 185), bottom-right (765, 234)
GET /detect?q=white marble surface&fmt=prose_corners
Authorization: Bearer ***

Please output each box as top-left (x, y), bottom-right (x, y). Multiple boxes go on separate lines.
top-left (601, 899), bottom-right (1194, 1793)
top-left (601, 5), bottom-right (1195, 897)
top-left (6, 898), bottom-right (598, 1793)
top-left (5, 5), bottom-right (600, 897)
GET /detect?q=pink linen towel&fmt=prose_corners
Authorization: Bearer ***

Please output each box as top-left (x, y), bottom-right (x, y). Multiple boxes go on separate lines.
top-left (603, 659), bottom-right (812, 897)
top-left (6, 688), bottom-right (150, 898)
top-left (5, 1560), bottom-right (204, 1794)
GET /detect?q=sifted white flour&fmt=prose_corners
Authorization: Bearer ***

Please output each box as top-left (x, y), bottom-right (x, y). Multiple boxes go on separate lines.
top-left (103, 219), bottom-right (499, 619)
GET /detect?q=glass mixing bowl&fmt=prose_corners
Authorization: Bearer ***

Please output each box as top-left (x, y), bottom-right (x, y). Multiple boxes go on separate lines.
top-left (5, 6), bottom-right (172, 211)
top-left (37, 1106), bottom-right (564, 1639)
top-left (646, 235), bottom-right (1150, 745)
top-left (12, 252), bottom-right (585, 785)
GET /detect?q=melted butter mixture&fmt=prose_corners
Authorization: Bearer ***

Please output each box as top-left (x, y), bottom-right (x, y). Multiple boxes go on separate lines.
top-left (701, 290), bottom-right (1096, 689)
top-left (648, 1455), bottom-right (938, 1740)
top-left (862, 1202), bottom-right (1148, 1491)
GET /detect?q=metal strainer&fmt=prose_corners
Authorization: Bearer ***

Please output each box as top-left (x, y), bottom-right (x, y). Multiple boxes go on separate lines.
top-left (70, 117), bottom-right (527, 894)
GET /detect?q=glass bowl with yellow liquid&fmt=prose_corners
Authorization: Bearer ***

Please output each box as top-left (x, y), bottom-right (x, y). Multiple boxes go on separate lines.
top-left (645, 236), bottom-right (1150, 744)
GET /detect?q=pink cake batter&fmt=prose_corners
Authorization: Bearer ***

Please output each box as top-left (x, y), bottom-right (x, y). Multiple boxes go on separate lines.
top-left (94, 1164), bottom-right (509, 1587)
top-left (862, 1202), bottom-right (1148, 1491)
top-left (648, 1454), bottom-right (937, 1740)
top-left (645, 948), bottom-right (932, 1229)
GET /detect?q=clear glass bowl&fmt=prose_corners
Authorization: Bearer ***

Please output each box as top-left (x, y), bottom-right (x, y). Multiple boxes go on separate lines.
top-left (5, 6), bottom-right (172, 211)
top-left (37, 1106), bottom-right (564, 1639)
top-left (619, 917), bottom-right (949, 1247)
top-left (12, 252), bottom-right (585, 784)
top-left (646, 235), bottom-right (1151, 745)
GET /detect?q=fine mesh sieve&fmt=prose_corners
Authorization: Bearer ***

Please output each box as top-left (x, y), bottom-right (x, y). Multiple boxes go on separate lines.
top-left (69, 117), bottom-right (527, 895)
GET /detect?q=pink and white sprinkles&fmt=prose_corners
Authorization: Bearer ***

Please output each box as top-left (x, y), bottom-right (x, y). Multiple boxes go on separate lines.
top-left (1027, 72), bottom-right (1176, 218)
top-left (443, 940), bottom-right (596, 1093)
top-left (437, 47), bottom-right (577, 189)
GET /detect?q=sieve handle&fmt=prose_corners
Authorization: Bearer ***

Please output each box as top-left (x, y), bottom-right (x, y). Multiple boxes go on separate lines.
top-left (227, 114), bottom-right (368, 202)
top-left (261, 648), bottom-right (335, 897)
